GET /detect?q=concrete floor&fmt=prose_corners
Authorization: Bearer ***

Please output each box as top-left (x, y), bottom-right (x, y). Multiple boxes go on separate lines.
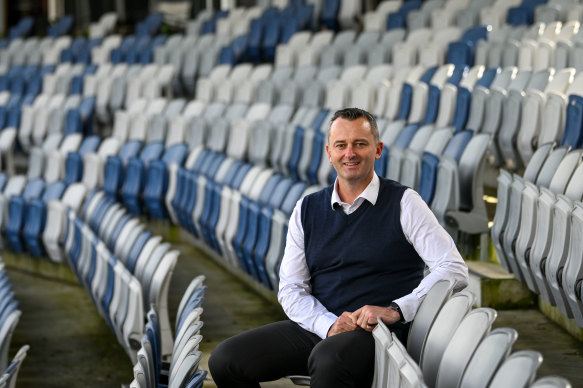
top-left (3, 223), bottom-right (583, 387)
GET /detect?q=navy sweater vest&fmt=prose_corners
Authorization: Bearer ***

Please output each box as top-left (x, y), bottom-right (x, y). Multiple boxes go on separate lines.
top-left (300, 178), bottom-right (425, 316)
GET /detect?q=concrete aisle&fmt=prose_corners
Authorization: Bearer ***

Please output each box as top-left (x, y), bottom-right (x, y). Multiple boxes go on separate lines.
top-left (6, 266), bottom-right (134, 387)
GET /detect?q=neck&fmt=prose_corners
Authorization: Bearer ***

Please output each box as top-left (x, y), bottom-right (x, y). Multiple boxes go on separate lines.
top-left (337, 174), bottom-right (374, 205)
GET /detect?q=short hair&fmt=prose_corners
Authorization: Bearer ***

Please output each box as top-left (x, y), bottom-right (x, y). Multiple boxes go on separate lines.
top-left (328, 108), bottom-right (379, 143)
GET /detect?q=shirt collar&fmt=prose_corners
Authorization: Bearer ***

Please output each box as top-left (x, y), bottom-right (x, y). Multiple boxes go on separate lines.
top-left (330, 173), bottom-right (380, 210)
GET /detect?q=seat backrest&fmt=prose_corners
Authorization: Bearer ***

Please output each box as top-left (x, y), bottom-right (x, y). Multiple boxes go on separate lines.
top-left (281, 182), bottom-right (308, 216)
top-left (488, 350), bottom-right (543, 388)
top-left (268, 177), bottom-right (294, 209)
top-left (394, 123), bottom-right (420, 149)
top-left (442, 130), bottom-right (473, 163)
top-left (522, 142), bottom-right (554, 183)
top-left (417, 152), bottom-right (441, 204)
top-left (564, 161), bottom-right (583, 200)
top-left (407, 279), bottom-right (455, 363)
top-left (435, 307), bottom-right (497, 388)
top-left (459, 327), bottom-right (518, 388)
top-left (546, 150), bottom-right (582, 195)
top-left (420, 289), bottom-right (474, 387)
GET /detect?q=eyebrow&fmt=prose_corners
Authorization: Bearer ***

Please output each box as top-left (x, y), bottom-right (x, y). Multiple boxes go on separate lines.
top-left (332, 138), bottom-right (370, 145)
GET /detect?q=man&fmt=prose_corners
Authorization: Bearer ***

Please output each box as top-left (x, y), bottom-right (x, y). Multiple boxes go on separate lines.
top-left (209, 108), bottom-right (468, 388)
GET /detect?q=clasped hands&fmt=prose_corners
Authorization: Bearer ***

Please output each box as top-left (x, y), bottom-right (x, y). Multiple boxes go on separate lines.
top-left (327, 305), bottom-right (401, 337)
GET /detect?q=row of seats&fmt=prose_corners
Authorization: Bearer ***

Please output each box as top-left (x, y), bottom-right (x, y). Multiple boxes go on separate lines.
top-left (129, 277), bottom-right (207, 388)
top-left (0, 171), bottom-right (188, 362)
top-left (370, 280), bottom-right (572, 388)
top-left (61, 208), bottom-right (145, 362)
top-left (365, 0), bottom-right (494, 31)
top-left (363, 0), bottom-right (578, 32)
top-left (475, 20), bottom-right (583, 73)
top-left (492, 144), bottom-right (583, 328)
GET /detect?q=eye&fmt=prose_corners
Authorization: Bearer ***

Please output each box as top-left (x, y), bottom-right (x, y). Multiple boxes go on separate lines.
top-left (336, 144), bottom-right (345, 149)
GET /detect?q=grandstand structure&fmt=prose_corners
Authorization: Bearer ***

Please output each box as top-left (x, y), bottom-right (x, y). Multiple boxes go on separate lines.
top-left (0, 0), bottom-right (582, 387)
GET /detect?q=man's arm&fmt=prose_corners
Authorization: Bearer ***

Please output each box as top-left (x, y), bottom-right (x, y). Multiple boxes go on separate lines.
top-left (393, 189), bottom-right (469, 322)
top-left (277, 199), bottom-right (340, 339)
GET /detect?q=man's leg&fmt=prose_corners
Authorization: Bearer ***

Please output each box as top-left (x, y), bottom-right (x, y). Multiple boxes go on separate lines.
top-left (209, 320), bottom-right (321, 388)
top-left (308, 330), bottom-right (375, 388)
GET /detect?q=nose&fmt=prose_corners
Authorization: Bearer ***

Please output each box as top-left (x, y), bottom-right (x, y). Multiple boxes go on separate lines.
top-left (345, 145), bottom-right (356, 158)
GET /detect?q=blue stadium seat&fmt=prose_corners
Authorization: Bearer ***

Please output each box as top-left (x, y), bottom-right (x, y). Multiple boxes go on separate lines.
top-left (288, 126), bottom-right (305, 182)
top-left (308, 131), bottom-right (326, 185)
top-left (23, 181), bottom-right (66, 257)
top-left (423, 66), bottom-right (465, 126)
top-left (507, 6), bottom-right (532, 26)
top-left (143, 143), bottom-right (189, 219)
top-left (110, 35), bottom-right (136, 63)
top-left (560, 94), bottom-right (583, 149)
top-left (71, 64), bottom-right (98, 94)
top-left (107, 213), bottom-right (131, 254)
top-left (321, 0), bottom-right (340, 30)
top-left (261, 16), bottom-right (282, 62)
top-left (136, 13), bottom-right (164, 37)
top-left (65, 96), bottom-right (96, 136)
top-left (375, 147), bottom-right (389, 178)
top-left (450, 67), bottom-right (498, 133)
top-left (5, 178), bottom-right (45, 252)
top-left (201, 11), bottom-right (228, 35)
top-left (127, 36), bottom-right (151, 64)
top-left (220, 34), bottom-right (249, 65)
top-left (447, 25), bottom-right (489, 67)
top-left (386, 0), bottom-right (422, 30)
top-left (103, 140), bottom-right (144, 199)
top-left (47, 15), bottom-right (73, 37)
top-left (9, 17), bottom-right (34, 39)
top-left (127, 230), bottom-right (153, 274)
top-left (417, 152), bottom-right (441, 204)
top-left (77, 39), bottom-right (103, 64)
top-left (247, 17), bottom-right (268, 63)
top-left (172, 167), bottom-right (194, 233)
top-left (199, 180), bottom-right (220, 250)
top-left (204, 182), bottom-right (225, 253)
top-left (179, 170), bottom-right (199, 237)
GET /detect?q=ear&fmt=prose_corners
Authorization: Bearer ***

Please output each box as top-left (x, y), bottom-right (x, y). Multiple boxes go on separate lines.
top-left (326, 144), bottom-right (332, 162)
top-left (375, 141), bottom-right (384, 160)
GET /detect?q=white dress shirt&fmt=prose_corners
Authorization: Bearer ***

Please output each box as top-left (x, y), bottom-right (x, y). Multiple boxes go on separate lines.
top-left (277, 174), bottom-right (469, 339)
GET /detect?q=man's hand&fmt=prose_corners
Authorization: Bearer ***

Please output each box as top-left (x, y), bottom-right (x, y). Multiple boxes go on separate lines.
top-left (327, 311), bottom-right (358, 337)
top-left (352, 305), bottom-right (401, 332)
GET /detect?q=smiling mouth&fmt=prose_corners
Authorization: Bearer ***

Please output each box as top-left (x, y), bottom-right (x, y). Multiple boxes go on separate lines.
top-left (344, 162), bottom-right (360, 166)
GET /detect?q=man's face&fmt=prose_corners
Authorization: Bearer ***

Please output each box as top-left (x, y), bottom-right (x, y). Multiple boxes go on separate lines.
top-left (326, 117), bottom-right (383, 186)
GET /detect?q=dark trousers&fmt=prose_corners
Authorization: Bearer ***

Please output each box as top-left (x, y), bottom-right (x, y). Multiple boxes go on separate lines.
top-left (208, 320), bottom-right (376, 388)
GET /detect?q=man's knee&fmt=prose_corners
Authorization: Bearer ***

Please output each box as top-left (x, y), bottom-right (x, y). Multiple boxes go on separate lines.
top-left (208, 340), bottom-right (235, 380)
top-left (308, 338), bottom-right (341, 374)
top-left (308, 331), bottom-right (375, 387)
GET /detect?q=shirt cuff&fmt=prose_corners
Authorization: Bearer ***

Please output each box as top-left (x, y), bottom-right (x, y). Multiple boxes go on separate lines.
top-left (314, 312), bottom-right (338, 339)
top-left (393, 293), bottom-right (422, 323)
